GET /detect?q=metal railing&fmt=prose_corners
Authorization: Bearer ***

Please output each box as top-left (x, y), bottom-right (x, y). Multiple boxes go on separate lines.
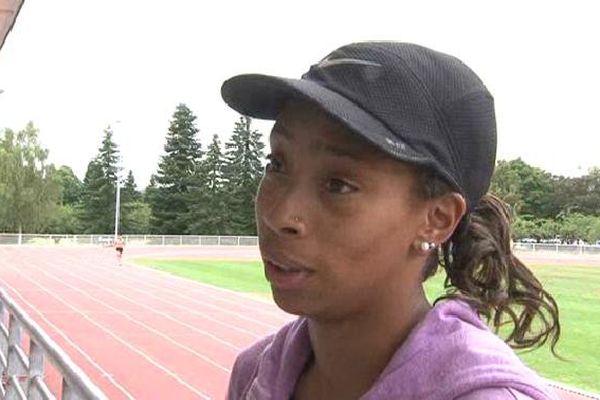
top-left (0, 289), bottom-right (107, 400)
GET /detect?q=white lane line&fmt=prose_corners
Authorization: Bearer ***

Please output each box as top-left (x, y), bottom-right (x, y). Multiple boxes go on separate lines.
top-left (103, 257), bottom-right (288, 322)
top-left (28, 262), bottom-right (232, 373)
top-left (43, 251), bottom-right (267, 337)
top-left (68, 249), bottom-right (288, 320)
top-left (122, 252), bottom-right (283, 308)
top-left (61, 254), bottom-right (282, 331)
top-left (3, 263), bottom-right (212, 400)
top-left (0, 277), bottom-right (136, 400)
top-left (46, 260), bottom-right (263, 341)
top-left (42, 259), bottom-right (246, 350)
top-left (54, 254), bottom-right (270, 338)
top-left (126, 260), bottom-right (290, 318)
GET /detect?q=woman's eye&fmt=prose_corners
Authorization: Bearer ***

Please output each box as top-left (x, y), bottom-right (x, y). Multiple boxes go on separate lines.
top-left (265, 154), bottom-right (282, 173)
top-left (326, 178), bottom-right (357, 194)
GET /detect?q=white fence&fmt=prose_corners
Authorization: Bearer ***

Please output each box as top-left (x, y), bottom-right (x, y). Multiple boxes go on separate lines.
top-left (513, 242), bottom-right (600, 256)
top-left (0, 289), bottom-right (107, 400)
top-left (0, 234), bottom-right (258, 247)
top-left (1, 234), bottom-right (600, 256)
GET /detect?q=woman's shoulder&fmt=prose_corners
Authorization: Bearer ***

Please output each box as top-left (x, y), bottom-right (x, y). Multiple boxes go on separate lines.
top-left (365, 299), bottom-right (558, 400)
top-left (228, 334), bottom-right (275, 397)
top-left (457, 387), bottom-right (539, 399)
top-left (227, 318), bottom-right (310, 399)
top-left (423, 300), bottom-right (557, 399)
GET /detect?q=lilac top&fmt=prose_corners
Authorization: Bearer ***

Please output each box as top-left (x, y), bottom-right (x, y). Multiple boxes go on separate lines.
top-left (228, 300), bottom-right (558, 399)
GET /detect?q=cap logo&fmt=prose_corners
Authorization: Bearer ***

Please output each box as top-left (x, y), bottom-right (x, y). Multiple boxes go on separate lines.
top-left (385, 137), bottom-right (407, 152)
top-left (317, 57), bottom-right (382, 69)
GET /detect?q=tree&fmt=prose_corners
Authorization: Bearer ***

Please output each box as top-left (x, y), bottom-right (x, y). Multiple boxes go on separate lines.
top-left (79, 159), bottom-right (109, 233)
top-left (78, 127), bottom-right (121, 233)
top-left (569, 168), bottom-right (600, 216)
top-left (512, 216), bottom-right (559, 241)
top-left (490, 158), bottom-right (556, 219)
top-left (148, 104), bottom-right (202, 234)
top-left (588, 217), bottom-right (600, 244)
top-left (54, 165), bottom-right (83, 206)
top-left (120, 170), bottom-right (145, 233)
top-left (512, 216), bottom-right (539, 240)
top-left (551, 176), bottom-right (578, 217)
top-left (537, 218), bottom-right (560, 240)
top-left (548, 168), bottom-right (600, 218)
top-left (122, 170), bottom-right (141, 202)
top-left (556, 213), bottom-right (600, 244)
top-left (98, 126), bottom-right (120, 182)
top-left (0, 123), bottom-right (60, 233)
top-left (221, 116), bottom-right (265, 235)
top-left (45, 204), bottom-right (80, 234)
top-left (187, 134), bottom-right (227, 234)
top-left (122, 201), bottom-right (151, 234)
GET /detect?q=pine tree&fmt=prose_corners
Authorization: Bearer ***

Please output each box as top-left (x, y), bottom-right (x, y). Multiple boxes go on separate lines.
top-left (79, 159), bottom-right (110, 233)
top-left (119, 170), bottom-right (145, 233)
top-left (145, 174), bottom-right (160, 233)
top-left (222, 116), bottom-right (265, 235)
top-left (122, 170), bottom-right (141, 202)
top-left (98, 126), bottom-right (120, 182)
top-left (148, 104), bottom-right (202, 234)
top-left (78, 126), bottom-right (121, 233)
top-left (187, 134), bottom-right (227, 234)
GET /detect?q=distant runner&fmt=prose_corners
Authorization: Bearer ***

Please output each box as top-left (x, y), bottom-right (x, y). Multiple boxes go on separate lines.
top-left (114, 236), bottom-right (125, 266)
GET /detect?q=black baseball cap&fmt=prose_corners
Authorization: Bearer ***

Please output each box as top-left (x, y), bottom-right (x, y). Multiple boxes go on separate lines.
top-left (221, 41), bottom-right (496, 209)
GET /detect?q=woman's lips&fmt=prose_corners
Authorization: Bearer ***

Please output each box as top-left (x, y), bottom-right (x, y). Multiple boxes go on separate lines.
top-left (264, 259), bottom-right (313, 290)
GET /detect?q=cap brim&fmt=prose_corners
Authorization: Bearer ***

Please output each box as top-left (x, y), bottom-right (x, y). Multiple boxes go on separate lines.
top-left (221, 74), bottom-right (427, 164)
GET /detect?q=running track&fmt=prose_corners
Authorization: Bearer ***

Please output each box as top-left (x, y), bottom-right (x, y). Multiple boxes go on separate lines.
top-left (0, 245), bottom-right (293, 399)
top-left (0, 245), bottom-right (597, 399)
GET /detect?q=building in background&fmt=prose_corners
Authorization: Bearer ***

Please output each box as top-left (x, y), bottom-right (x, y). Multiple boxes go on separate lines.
top-left (0, 0), bottom-right (24, 52)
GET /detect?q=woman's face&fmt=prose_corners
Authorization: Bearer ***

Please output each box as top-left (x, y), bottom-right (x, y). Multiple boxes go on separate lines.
top-left (256, 101), bottom-right (429, 320)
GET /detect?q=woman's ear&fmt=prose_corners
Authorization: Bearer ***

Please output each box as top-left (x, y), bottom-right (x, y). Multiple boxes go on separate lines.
top-left (421, 193), bottom-right (467, 245)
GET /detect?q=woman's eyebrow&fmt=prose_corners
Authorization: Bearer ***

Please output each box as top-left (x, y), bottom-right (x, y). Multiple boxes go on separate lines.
top-left (272, 121), bottom-right (367, 162)
top-left (312, 142), bottom-right (366, 163)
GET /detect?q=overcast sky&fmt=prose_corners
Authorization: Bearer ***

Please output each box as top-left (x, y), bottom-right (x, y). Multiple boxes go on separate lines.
top-left (0, 0), bottom-right (598, 188)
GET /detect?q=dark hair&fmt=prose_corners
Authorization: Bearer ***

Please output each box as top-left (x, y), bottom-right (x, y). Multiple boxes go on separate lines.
top-left (416, 168), bottom-right (561, 355)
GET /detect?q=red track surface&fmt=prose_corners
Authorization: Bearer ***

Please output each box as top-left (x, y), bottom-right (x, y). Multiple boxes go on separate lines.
top-left (0, 245), bottom-right (597, 399)
top-left (0, 245), bottom-right (293, 399)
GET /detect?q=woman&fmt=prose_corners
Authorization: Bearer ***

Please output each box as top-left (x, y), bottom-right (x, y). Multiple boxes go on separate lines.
top-left (221, 42), bottom-right (560, 399)
top-left (114, 236), bottom-right (125, 266)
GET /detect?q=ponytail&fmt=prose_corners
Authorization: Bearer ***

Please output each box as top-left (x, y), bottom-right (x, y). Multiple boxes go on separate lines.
top-left (418, 169), bottom-right (561, 354)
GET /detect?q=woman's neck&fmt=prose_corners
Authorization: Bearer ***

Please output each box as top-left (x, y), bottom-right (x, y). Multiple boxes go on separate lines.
top-left (296, 287), bottom-right (431, 399)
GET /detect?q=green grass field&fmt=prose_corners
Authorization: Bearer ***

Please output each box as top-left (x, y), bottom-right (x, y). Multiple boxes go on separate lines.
top-left (133, 257), bottom-right (600, 393)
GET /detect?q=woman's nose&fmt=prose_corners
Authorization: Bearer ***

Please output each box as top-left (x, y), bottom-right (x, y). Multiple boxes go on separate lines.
top-left (262, 210), bottom-right (307, 238)
top-left (258, 186), bottom-right (308, 238)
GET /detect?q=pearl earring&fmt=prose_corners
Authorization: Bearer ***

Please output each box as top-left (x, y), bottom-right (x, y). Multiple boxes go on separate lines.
top-left (420, 241), bottom-right (436, 251)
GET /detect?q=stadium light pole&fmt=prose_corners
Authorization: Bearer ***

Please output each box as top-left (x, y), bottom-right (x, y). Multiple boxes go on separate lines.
top-left (112, 120), bottom-right (122, 242)
top-left (114, 180), bottom-right (121, 241)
